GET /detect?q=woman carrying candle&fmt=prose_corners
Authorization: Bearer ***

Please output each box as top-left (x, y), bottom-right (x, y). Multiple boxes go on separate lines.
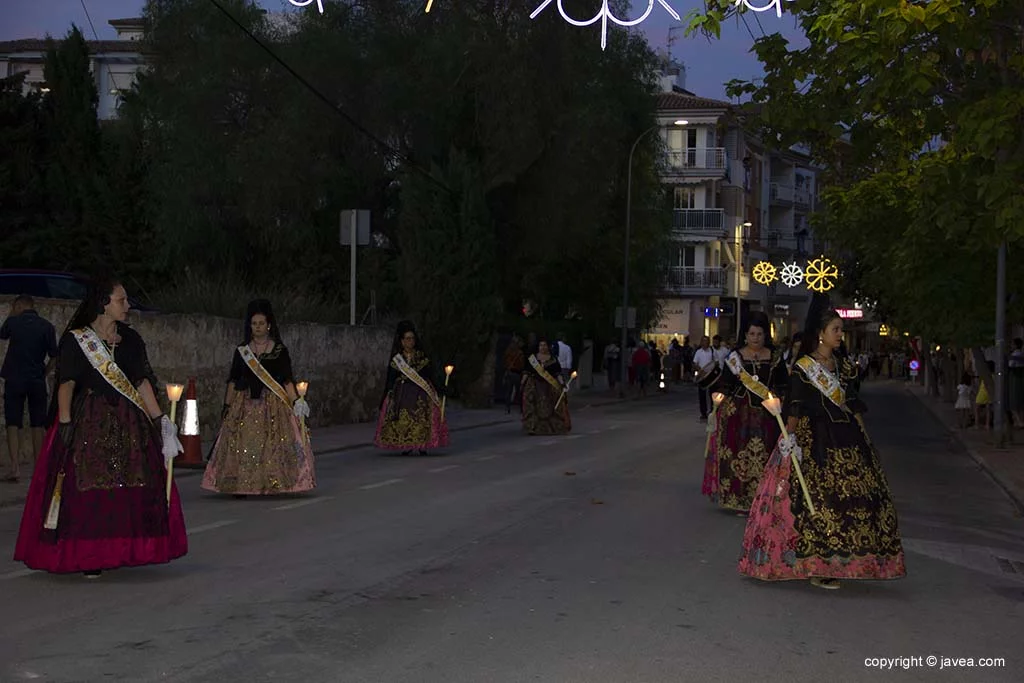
top-left (374, 321), bottom-right (449, 455)
top-left (738, 295), bottom-right (906, 590)
top-left (14, 275), bottom-right (188, 577)
top-left (706, 311), bottom-right (788, 513)
top-left (521, 336), bottom-right (571, 436)
top-left (202, 299), bottom-right (314, 496)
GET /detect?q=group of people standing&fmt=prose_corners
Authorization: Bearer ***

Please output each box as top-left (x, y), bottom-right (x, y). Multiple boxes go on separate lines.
top-left (699, 297), bottom-right (906, 590)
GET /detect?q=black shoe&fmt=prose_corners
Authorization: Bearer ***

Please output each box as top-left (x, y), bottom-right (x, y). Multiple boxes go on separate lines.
top-left (417, 450), bottom-right (427, 456)
top-left (401, 450), bottom-right (412, 456)
top-left (83, 570), bottom-right (102, 579)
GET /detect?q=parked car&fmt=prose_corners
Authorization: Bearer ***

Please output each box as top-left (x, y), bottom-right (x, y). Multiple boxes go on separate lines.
top-left (0, 270), bottom-right (157, 312)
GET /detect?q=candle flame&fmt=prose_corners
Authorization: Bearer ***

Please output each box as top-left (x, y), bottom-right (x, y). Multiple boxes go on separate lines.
top-left (296, 381), bottom-right (309, 397)
top-left (165, 383), bottom-right (184, 402)
top-left (445, 365), bottom-right (455, 375)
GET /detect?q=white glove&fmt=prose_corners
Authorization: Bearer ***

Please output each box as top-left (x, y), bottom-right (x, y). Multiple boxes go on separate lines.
top-left (293, 397), bottom-right (310, 418)
top-left (778, 434), bottom-right (802, 462)
top-left (160, 414), bottom-right (183, 465)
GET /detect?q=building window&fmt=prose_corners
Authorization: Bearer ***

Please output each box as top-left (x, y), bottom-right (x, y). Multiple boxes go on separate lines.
top-left (673, 186), bottom-right (695, 209)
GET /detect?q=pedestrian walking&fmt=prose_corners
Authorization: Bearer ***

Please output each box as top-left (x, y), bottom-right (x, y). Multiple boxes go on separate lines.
top-left (202, 299), bottom-right (315, 496)
top-left (692, 335), bottom-right (715, 421)
top-left (502, 334), bottom-right (526, 413)
top-left (521, 337), bottom-right (570, 435)
top-left (738, 296), bottom-right (906, 590)
top-left (603, 340), bottom-right (620, 392)
top-left (1, 295), bottom-right (58, 482)
top-left (706, 312), bottom-right (787, 513)
top-left (374, 321), bottom-right (449, 454)
top-left (556, 333), bottom-right (573, 383)
top-left (955, 372), bottom-right (973, 429)
top-left (14, 275), bottom-right (187, 577)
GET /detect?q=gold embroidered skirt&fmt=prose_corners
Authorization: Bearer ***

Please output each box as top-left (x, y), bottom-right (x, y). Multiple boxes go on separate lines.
top-left (202, 394), bottom-right (315, 495)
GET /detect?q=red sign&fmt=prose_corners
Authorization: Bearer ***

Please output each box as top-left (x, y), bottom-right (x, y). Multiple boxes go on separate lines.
top-left (836, 308), bottom-right (864, 319)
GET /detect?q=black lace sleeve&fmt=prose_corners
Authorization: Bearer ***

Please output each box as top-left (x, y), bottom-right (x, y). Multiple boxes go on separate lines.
top-left (841, 356), bottom-right (868, 414)
top-left (276, 345), bottom-right (295, 385)
top-left (118, 325), bottom-right (158, 388)
top-left (783, 368), bottom-right (809, 421)
top-left (228, 348), bottom-right (245, 384)
top-left (768, 355), bottom-right (789, 398)
top-left (56, 332), bottom-right (86, 385)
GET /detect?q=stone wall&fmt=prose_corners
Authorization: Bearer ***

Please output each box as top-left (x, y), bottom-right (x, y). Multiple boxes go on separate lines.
top-left (0, 297), bottom-right (394, 451)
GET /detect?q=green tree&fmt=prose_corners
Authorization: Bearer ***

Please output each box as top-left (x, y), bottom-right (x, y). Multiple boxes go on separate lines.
top-left (687, 0), bottom-right (1024, 344)
top-left (0, 73), bottom-right (45, 266)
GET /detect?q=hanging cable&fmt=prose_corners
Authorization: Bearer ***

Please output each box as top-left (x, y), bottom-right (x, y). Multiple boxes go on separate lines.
top-left (203, 0), bottom-right (451, 193)
top-left (78, 0), bottom-right (128, 112)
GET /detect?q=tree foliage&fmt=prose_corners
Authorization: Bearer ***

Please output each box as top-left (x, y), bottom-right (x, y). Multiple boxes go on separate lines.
top-left (3, 0), bottom-right (670, 389)
top-left (687, 0), bottom-right (1024, 343)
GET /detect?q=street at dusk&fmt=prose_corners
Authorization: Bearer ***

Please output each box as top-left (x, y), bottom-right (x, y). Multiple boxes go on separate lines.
top-left (3, 1), bottom-right (1024, 681)
top-left (0, 384), bottom-right (1020, 682)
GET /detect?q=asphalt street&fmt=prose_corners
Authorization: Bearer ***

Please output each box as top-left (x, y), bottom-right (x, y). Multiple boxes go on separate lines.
top-left (0, 382), bottom-right (1020, 683)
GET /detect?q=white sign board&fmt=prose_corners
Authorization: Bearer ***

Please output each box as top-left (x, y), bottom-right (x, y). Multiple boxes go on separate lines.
top-left (652, 300), bottom-right (690, 335)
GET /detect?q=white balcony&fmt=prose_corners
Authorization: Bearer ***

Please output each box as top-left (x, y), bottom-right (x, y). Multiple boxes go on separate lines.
top-left (663, 267), bottom-right (727, 294)
top-left (794, 188), bottom-right (812, 208)
top-left (671, 208), bottom-right (725, 238)
top-left (770, 183), bottom-right (794, 204)
top-left (664, 148), bottom-right (727, 177)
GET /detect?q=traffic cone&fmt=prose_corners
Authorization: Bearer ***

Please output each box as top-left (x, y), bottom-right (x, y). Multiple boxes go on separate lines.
top-left (176, 377), bottom-right (204, 468)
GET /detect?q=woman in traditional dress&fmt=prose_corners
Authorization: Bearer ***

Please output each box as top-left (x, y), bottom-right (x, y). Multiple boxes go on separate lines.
top-left (706, 312), bottom-right (787, 513)
top-left (738, 298), bottom-right (906, 590)
top-left (521, 337), bottom-right (571, 436)
top-left (374, 321), bottom-right (449, 455)
top-left (14, 276), bottom-right (187, 577)
top-left (202, 299), bottom-right (314, 496)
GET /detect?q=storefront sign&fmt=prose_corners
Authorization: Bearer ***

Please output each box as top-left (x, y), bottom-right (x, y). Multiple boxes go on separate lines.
top-left (836, 308), bottom-right (864, 319)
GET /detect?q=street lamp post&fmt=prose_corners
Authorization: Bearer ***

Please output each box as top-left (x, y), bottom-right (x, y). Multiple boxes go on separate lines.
top-left (620, 119), bottom-right (687, 397)
top-left (735, 221), bottom-right (752, 341)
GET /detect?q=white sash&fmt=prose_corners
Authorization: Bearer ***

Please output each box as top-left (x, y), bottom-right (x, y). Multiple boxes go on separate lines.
top-left (237, 344), bottom-right (292, 407)
top-left (72, 327), bottom-right (149, 418)
top-left (795, 356), bottom-right (847, 410)
top-left (393, 353), bottom-right (441, 406)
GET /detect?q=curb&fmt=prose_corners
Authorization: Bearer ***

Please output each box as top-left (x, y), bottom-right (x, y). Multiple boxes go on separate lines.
top-left (905, 385), bottom-right (1024, 515)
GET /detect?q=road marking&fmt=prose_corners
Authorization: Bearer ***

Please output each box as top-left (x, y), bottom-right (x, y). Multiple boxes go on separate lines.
top-left (189, 520), bottom-right (238, 535)
top-left (476, 454), bottom-right (501, 461)
top-left (272, 496), bottom-right (335, 511)
top-left (0, 568), bottom-right (34, 581)
top-left (428, 465), bottom-right (460, 473)
top-left (538, 439), bottom-right (558, 446)
top-left (587, 429), bottom-right (601, 435)
top-left (359, 478), bottom-right (404, 490)
top-left (567, 434), bottom-right (583, 440)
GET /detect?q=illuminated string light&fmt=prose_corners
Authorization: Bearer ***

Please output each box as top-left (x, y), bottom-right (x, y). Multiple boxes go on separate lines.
top-left (530, 0), bottom-right (682, 51)
top-left (288, 0), bottom-right (324, 13)
top-left (804, 257), bottom-right (839, 293)
top-left (752, 261), bottom-right (778, 286)
top-left (779, 262), bottom-right (804, 287)
top-left (733, 0), bottom-right (791, 19)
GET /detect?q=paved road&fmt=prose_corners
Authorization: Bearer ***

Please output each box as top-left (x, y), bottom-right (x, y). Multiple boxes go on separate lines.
top-left (0, 383), bottom-right (1020, 682)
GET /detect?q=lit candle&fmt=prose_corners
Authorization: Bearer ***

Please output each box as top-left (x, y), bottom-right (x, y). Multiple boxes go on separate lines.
top-left (296, 381), bottom-right (309, 398)
top-left (164, 383), bottom-right (184, 506)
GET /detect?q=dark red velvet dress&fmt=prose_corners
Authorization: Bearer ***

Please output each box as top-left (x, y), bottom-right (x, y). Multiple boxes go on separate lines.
top-left (14, 324), bottom-right (188, 573)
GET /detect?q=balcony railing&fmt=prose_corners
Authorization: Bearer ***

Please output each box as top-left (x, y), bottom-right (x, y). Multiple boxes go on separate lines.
top-left (793, 188), bottom-right (811, 207)
top-left (770, 183), bottom-right (794, 203)
top-left (666, 148), bottom-right (726, 173)
top-left (672, 208), bottom-right (725, 232)
top-left (664, 267), bottom-right (727, 292)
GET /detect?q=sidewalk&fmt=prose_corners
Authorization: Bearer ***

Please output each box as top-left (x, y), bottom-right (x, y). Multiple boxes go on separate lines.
top-left (906, 382), bottom-right (1024, 515)
top-left (0, 386), bottom-right (641, 511)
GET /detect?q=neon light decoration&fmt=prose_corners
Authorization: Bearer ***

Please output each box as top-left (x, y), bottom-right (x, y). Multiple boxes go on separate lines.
top-left (752, 261), bottom-right (778, 286)
top-left (779, 262), bottom-right (804, 288)
top-left (733, 0), bottom-right (791, 19)
top-left (287, 0), bottom-right (324, 13)
top-left (530, 0), bottom-right (682, 51)
top-left (804, 257), bottom-right (839, 293)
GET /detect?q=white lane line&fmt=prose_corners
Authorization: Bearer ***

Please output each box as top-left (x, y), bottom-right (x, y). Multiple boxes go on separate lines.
top-left (189, 520), bottom-right (238, 535)
top-left (359, 478), bottom-right (404, 491)
top-left (587, 429), bottom-right (601, 435)
top-left (0, 568), bottom-right (34, 581)
top-left (476, 454), bottom-right (501, 461)
top-left (272, 496), bottom-right (335, 511)
top-left (427, 465), bottom-right (461, 473)
top-left (538, 439), bottom-right (558, 446)
top-left (567, 434), bottom-right (583, 440)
